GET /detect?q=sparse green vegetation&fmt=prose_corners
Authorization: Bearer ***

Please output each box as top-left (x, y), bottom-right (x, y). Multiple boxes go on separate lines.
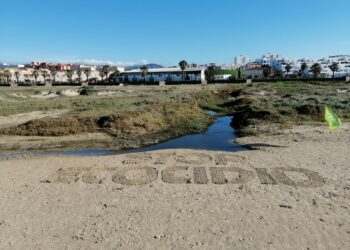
top-left (0, 82), bottom-right (349, 151)
top-left (218, 81), bottom-right (350, 135)
top-left (79, 86), bottom-right (94, 96)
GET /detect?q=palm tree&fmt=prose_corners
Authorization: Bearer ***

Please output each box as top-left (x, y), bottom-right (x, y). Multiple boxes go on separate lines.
top-left (14, 71), bottom-right (20, 83)
top-left (41, 70), bottom-right (48, 84)
top-left (329, 62), bottom-right (339, 79)
top-left (84, 69), bottom-right (91, 83)
top-left (297, 70), bottom-right (303, 78)
top-left (50, 68), bottom-right (58, 83)
top-left (285, 64), bottom-right (292, 77)
top-left (262, 65), bottom-right (271, 78)
top-left (300, 63), bottom-right (308, 78)
top-left (237, 67), bottom-right (242, 80)
top-left (77, 69), bottom-right (82, 84)
top-left (3, 70), bottom-right (12, 84)
top-left (99, 69), bottom-right (105, 82)
top-left (179, 60), bottom-right (188, 82)
top-left (205, 65), bottom-right (216, 82)
top-left (102, 65), bottom-right (110, 83)
top-left (140, 65), bottom-right (149, 82)
top-left (310, 63), bottom-right (322, 78)
top-left (65, 69), bottom-right (74, 83)
top-left (113, 69), bottom-right (121, 83)
top-left (301, 63), bottom-right (308, 70)
top-left (274, 70), bottom-right (283, 78)
top-left (32, 70), bottom-right (39, 84)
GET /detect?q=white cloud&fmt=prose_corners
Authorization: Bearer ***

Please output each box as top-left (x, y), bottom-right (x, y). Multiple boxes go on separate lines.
top-left (140, 59), bottom-right (149, 65)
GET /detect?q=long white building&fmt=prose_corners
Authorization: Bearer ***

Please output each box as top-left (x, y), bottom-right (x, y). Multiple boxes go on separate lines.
top-left (112, 67), bottom-right (206, 83)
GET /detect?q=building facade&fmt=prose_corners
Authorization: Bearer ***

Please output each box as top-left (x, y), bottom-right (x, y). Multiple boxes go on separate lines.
top-left (234, 55), bottom-right (250, 66)
top-left (111, 67), bottom-right (206, 84)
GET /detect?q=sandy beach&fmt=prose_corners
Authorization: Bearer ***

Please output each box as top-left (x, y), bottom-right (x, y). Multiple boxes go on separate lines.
top-left (2, 0), bottom-right (350, 248)
top-left (1, 123), bottom-right (349, 249)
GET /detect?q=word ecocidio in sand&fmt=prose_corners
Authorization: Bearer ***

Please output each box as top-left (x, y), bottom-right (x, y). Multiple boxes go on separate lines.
top-left (45, 153), bottom-right (326, 187)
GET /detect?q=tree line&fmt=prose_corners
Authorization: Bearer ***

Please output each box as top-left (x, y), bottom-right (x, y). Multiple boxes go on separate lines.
top-left (1, 60), bottom-right (341, 84)
top-left (0, 65), bottom-right (120, 84)
top-left (0, 61), bottom-right (192, 84)
top-left (259, 62), bottom-right (340, 79)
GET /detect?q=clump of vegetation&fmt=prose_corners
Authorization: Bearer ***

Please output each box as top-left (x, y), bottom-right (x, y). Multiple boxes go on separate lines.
top-left (205, 68), bottom-right (237, 81)
top-left (0, 101), bottom-right (213, 138)
top-left (192, 86), bottom-right (242, 111)
top-left (79, 86), bottom-right (94, 96)
top-left (192, 90), bottom-right (224, 111)
top-left (217, 81), bottom-right (350, 136)
top-left (0, 82), bottom-right (349, 142)
top-left (296, 105), bottom-right (325, 121)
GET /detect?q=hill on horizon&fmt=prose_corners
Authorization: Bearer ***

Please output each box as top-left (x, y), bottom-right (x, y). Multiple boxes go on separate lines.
top-left (125, 63), bottom-right (164, 70)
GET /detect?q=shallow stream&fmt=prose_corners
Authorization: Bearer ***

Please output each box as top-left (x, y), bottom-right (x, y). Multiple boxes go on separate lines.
top-left (0, 111), bottom-right (246, 159)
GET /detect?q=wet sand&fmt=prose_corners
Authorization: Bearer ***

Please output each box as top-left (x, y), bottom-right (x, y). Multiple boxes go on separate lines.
top-left (1, 123), bottom-right (350, 249)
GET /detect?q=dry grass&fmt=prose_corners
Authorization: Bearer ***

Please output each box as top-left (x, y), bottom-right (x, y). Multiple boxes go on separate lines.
top-left (0, 101), bottom-right (213, 138)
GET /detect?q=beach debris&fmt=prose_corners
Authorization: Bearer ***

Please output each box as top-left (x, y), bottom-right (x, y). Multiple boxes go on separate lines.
top-left (336, 89), bottom-right (348, 93)
top-left (279, 205), bottom-right (292, 209)
top-left (325, 106), bottom-right (341, 130)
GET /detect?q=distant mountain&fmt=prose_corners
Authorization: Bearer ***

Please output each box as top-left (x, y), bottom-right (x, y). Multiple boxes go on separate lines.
top-left (126, 63), bottom-right (164, 70)
top-left (0, 63), bottom-right (9, 69)
top-left (0, 62), bottom-right (18, 69)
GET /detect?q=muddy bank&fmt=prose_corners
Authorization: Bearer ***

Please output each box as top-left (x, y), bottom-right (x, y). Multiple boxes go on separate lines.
top-left (0, 101), bottom-right (214, 152)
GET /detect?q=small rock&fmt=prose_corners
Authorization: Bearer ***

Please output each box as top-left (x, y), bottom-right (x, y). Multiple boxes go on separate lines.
top-left (279, 205), bottom-right (292, 209)
top-left (40, 179), bottom-right (51, 183)
top-left (154, 234), bottom-right (166, 239)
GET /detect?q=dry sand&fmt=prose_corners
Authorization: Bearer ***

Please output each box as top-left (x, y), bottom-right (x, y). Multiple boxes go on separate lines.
top-left (0, 124), bottom-right (350, 249)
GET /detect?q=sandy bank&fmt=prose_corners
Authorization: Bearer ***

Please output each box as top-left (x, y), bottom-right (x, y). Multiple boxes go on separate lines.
top-left (0, 123), bottom-right (349, 249)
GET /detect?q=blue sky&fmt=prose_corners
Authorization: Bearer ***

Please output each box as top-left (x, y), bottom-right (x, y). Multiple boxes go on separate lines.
top-left (0, 0), bottom-right (349, 65)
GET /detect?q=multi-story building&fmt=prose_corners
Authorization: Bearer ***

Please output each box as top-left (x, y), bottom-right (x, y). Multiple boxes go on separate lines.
top-left (254, 53), bottom-right (286, 71)
top-left (318, 55), bottom-right (350, 77)
top-left (234, 55), bottom-right (250, 66)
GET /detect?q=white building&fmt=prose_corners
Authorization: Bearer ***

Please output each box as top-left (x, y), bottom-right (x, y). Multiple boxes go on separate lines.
top-left (112, 67), bottom-right (206, 84)
top-left (318, 55), bottom-right (350, 77)
top-left (234, 55), bottom-right (250, 66)
top-left (242, 63), bottom-right (264, 78)
top-left (255, 53), bottom-right (286, 71)
top-left (219, 64), bottom-right (236, 70)
top-left (213, 74), bottom-right (232, 81)
top-left (294, 55), bottom-right (350, 77)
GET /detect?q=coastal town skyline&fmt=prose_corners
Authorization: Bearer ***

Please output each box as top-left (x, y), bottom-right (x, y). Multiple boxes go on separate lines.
top-left (1, 0), bottom-right (349, 65)
top-left (1, 52), bottom-right (350, 67)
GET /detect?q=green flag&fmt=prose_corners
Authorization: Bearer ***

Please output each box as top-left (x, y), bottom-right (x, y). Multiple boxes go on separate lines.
top-left (325, 106), bottom-right (341, 130)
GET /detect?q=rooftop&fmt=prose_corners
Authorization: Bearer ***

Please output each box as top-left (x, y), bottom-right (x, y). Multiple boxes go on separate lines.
top-left (124, 67), bottom-right (204, 74)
